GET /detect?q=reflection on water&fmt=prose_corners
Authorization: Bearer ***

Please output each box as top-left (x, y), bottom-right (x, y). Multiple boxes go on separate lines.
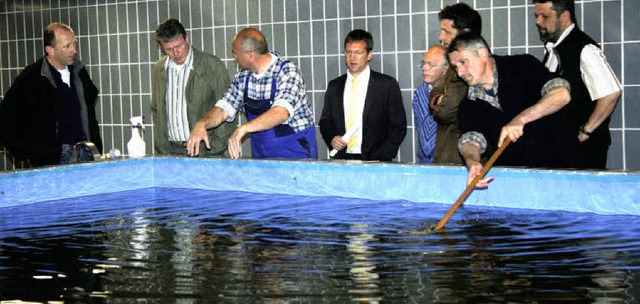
top-left (0, 188), bottom-right (639, 302)
top-left (347, 223), bottom-right (381, 303)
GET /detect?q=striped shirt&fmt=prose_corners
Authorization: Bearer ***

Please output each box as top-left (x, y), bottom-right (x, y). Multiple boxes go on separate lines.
top-left (164, 46), bottom-right (194, 141)
top-left (215, 53), bottom-right (315, 132)
top-left (412, 82), bottom-right (436, 164)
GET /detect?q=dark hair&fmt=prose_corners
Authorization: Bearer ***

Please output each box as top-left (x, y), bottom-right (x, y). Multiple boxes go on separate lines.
top-left (155, 18), bottom-right (187, 44)
top-left (438, 2), bottom-right (482, 35)
top-left (43, 22), bottom-right (74, 51)
top-left (532, 0), bottom-right (577, 24)
top-left (344, 29), bottom-right (373, 52)
top-left (447, 32), bottom-right (491, 57)
top-left (235, 28), bottom-right (269, 54)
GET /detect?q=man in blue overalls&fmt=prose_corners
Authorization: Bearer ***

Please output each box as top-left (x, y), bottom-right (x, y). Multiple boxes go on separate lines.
top-left (187, 28), bottom-right (317, 160)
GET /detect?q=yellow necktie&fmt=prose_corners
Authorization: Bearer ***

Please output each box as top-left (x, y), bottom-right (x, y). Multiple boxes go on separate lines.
top-left (346, 77), bottom-right (360, 150)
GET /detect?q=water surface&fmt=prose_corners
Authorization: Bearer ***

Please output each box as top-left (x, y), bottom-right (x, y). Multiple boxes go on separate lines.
top-left (1, 188), bottom-right (638, 303)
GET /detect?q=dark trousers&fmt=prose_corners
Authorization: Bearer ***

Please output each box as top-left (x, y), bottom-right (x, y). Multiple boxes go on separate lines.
top-left (581, 141), bottom-right (608, 169)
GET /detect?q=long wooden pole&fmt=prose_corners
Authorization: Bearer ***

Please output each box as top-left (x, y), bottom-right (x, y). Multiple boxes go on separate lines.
top-left (433, 137), bottom-right (511, 231)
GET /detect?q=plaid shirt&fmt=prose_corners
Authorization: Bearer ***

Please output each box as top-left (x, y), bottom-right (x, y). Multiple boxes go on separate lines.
top-left (215, 53), bottom-right (315, 132)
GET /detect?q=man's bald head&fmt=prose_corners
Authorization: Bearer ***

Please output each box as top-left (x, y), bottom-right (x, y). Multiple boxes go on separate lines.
top-left (421, 45), bottom-right (449, 85)
top-left (234, 28), bottom-right (269, 55)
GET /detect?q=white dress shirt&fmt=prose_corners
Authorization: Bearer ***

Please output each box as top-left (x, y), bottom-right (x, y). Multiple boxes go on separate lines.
top-left (164, 46), bottom-right (194, 142)
top-left (343, 66), bottom-right (370, 154)
top-left (544, 24), bottom-right (622, 101)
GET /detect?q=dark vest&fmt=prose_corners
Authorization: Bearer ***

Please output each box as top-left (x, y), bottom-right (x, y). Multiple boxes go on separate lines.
top-left (544, 27), bottom-right (610, 145)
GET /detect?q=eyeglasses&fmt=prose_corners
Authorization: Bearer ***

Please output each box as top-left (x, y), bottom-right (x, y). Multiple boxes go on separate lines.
top-left (417, 60), bottom-right (447, 70)
top-left (345, 50), bottom-right (366, 56)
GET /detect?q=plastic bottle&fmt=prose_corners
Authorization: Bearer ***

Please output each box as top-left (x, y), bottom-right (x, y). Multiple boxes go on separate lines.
top-left (127, 115), bottom-right (146, 158)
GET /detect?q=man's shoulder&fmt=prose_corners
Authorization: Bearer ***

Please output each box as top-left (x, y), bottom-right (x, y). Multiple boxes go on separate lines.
top-left (275, 56), bottom-right (301, 74)
top-left (442, 67), bottom-right (465, 85)
top-left (496, 53), bottom-right (537, 62)
top-left (326, 73), bottom-right (347, 88)
top-left (566, 27), bottom-right (598, 45)
top-left (9, 58), bottom-right (46, 85)
top-left (495, 54), bottom-right (542, 71)
top-left (21, 58), bottom-right (45, 75)
top-left (370, 69), bottom-right (397, 81)
top-left (154, 55), bottom-right (168, 67)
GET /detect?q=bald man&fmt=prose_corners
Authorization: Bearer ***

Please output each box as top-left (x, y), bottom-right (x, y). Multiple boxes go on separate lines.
top-left (423, 45), bottom-right (464, 164)
top-left (0, 22), bottom-right (102, 167)
top-left (187, 28), bottom-right (317, 160)
top-left (413, 45), bottom-right (449, 164)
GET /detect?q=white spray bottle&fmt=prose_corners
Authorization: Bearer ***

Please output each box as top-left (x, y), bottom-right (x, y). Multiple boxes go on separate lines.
top-left (127, 115), bottom-right (146, 158)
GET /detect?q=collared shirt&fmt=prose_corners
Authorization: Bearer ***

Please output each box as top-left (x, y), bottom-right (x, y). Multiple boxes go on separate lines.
top-left (460, 58), bottom-right (571, 153)
top-left (343, 66), bottom-right (370, 154)
top-left (544, 24), bottom-right (622, 100)
top-left (467, 59), bottom-right (502, 110)
top-left (164, 46), bottom-right (194, 142)
top-left (412, 82), bottom-right (436, 164)
top-left (215, 52), bottom-right (315, 133)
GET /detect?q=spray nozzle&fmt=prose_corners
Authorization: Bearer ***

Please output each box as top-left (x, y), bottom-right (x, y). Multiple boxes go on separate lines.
top-left (130, 115), bottom-right (145, 129)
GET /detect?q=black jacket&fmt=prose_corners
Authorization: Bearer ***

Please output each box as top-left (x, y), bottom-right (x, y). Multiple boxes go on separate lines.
top-left (0, 57), bottom-right (102, 167)
top-left (319, 70), bottom-right (407, 161)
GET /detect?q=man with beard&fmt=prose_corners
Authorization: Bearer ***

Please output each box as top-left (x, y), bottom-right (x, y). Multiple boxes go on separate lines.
top-left (429, 2), bottom-right (482, 165)
top-left (533, 0), bottom-right (622, 169)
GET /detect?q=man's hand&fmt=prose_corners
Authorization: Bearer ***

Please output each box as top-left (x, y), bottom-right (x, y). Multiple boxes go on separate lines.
top-left (330, 136), bottom-right (347, 151)
top-left (466, 161), bottom-right (494, 189)
top-left (228, 125), bottom-right (249, 159)
top-left (499, 118), bottom-right (525, 147)
top-left (578, 132), bottom-right (590, 143)
top-left (187, 121), bottom-right (210, 156)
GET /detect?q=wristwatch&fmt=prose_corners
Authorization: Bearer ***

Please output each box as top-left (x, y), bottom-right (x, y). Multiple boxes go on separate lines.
top-left (579, 125), bottom-right (592, 136)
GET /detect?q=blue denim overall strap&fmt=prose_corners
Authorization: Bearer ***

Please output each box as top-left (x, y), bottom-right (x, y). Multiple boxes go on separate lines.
top-left (242, 60), bottom-right (317, 159)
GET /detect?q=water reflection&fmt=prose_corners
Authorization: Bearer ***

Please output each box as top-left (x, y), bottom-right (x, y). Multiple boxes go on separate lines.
top-left (0, 188), bottom-right (638, 303)
top-left (347, 223), bottom-right (381, 303)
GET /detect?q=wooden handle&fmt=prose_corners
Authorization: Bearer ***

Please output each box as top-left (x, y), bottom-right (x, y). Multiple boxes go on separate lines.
top-left (433, 137), bottom-right (511, 231)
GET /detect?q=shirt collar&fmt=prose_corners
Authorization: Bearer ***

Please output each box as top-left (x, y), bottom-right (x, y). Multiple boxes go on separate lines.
top-left (467, 58), bottom-right (502, 110)
top-left (347, 65), bottom-right (371, 83)
top-left (254, 53), bottom-right (278, 79)
top-left (546, 23), bottom-right (575, 49)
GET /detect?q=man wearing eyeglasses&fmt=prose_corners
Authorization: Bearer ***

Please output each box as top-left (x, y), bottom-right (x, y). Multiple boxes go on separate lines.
top-left (413, 45), bottom-right (449, 164)
top-left (319, 29), bottom-right (406, 162)
top-left (428, 2), bottom-right (482, 165)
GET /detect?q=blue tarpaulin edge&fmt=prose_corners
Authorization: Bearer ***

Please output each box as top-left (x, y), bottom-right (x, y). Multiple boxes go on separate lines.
top-left (1, 157), bottom-right (639, 216)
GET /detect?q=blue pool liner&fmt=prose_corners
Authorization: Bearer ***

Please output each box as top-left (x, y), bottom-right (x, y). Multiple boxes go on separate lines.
top-left (1, 157), bottom-right (639, 216)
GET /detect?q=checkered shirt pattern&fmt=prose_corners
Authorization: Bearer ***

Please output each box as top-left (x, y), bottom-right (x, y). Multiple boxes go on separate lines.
top-left (215, 53), bottom-right (315, 133)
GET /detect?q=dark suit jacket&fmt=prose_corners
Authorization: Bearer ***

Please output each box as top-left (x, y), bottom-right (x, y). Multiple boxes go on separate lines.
top-left (319, 69), bottom-right (407, 161)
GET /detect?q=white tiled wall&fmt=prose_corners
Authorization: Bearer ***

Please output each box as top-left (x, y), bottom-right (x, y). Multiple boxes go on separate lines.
top-left (1, 0), bottom-right (637, 171)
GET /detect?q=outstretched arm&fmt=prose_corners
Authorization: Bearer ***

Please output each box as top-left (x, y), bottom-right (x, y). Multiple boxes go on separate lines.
top-left (459, 141), bottom-right (494, 189)
top-left (187, 106), bottom-right (230, 156)
top-left (499, 82), bottom-right (570, 147)
top-left (227, 106), bottom-right (289, 159)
